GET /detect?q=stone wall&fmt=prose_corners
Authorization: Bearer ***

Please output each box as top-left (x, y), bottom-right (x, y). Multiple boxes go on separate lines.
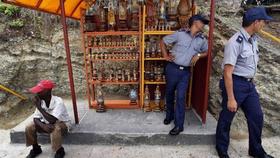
top-left (0, 19), bottom-right (86, 113)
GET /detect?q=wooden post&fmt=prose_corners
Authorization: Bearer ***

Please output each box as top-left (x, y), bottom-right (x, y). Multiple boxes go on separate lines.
top-left (60, 0), bottom-right (79, 124)
top-left (202, 0), bottom-right (215, 124)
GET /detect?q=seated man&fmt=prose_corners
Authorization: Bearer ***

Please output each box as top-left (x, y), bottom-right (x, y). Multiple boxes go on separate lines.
top-left (25, 80), bottom-right (71, 158)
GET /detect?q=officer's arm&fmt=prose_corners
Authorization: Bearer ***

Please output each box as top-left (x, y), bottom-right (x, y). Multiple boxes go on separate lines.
top-left (160, 40), bottom-right (172, 61)
top-left (161, 32), bottom-right (179, 61)
top-left (224, 65), bottom-right (235, 101)
top-left (222, 38), bottom-right (241, 112)
top-left (196, 38), bottom-right (209, 58)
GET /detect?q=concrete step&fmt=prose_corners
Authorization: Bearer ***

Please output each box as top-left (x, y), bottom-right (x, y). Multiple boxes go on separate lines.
top-left (10, 108), bottom-right (217, 145)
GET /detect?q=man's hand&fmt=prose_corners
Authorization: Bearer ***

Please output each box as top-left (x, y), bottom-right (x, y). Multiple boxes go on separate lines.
top-left (227, 99), bottom-right (238, 112)
top-left (34, 118), bottom-right (55, 133)
top-left (190, 54), bottom-right (200, 66)
top-left (43, 124), bottom-right (55, 133)
top-left (163, 54), bottom-right (174, 62)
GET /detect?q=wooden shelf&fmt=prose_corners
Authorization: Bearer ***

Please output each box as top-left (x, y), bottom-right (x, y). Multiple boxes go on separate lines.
top-left (144, 81), bottom-right (166, 84)
top-left (92, 80), bottom-right (139, 85)
top-left (91, 58), bottom-right (139, 61)
top-left (91, 100), bottom-right (139, 109)
top-left (85, 31), bottom-right (140, 36)
top-left (86, 45), bottom-right (138, 49)
top-left (144, 58), bottom-right (165, 61)
top-left (144, 31), bottom-right (174, 35)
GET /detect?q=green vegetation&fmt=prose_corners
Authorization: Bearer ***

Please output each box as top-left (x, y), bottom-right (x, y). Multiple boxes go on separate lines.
top-left (8, 19), bottom-right (24, 28)
top-left (0, 2), bottom-right (20, 16)
top-left (0, 2), bottom-right (24, 28)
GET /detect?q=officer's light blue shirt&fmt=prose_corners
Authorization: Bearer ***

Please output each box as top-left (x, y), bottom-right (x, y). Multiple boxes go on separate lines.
top-left (163, 29), bottom-right (208, 67)
top-left (222, 28), bottom-right (259, 78)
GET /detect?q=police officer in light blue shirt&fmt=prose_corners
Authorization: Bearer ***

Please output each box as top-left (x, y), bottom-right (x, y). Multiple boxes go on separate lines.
top-left (160, 14), bottom-right (209, 135)
top-left (216, 7), bottom-right (274, 158)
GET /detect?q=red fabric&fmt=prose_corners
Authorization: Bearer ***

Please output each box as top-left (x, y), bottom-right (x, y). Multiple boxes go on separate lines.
top-left (29, 80), bottom-right (55, 93)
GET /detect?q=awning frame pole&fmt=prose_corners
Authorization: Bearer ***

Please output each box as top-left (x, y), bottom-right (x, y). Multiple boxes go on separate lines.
top-left (60, 0), bottom-right (79, 124)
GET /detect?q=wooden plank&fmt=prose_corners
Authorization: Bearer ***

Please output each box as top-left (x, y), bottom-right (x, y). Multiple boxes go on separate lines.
top-left (144, 58), bottom-right (165, 61)
top-left (144, 81), bottom-right (166, 85)
top-left (92, 80), bottom-right (139, 85)
top-left (144, 31), bottom-right (174, 35)
top-left (85, 31), bottom-right (140, 36)
top-left (70, 0), bottom-right (83, 17)
top-left (91, 100), bottom-right (140, 109)
top-left (36, 0), bottom-right (43, 8)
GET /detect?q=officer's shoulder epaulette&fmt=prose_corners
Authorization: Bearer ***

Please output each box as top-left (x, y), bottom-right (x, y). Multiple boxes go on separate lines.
top-left (236, 35), bottom-right (243, 44)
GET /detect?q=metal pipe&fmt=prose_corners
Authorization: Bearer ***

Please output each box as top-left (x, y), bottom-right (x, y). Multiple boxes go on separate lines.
top-left (187, 66), bottom-right (194, 109)
top-left (203, 0), bottom-right (215, 124)
top-left (60, 0), bottom-right (79, 124)
top-left (260, 30), bottom-right (280, 44)
top-left (0, 84), bottom-right (27, 100)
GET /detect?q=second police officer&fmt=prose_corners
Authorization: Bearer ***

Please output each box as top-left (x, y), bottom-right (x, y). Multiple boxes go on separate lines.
top-left (160, 14), bottom-right (209, 135)
top-left (216, 7), bottom-right (274, 158)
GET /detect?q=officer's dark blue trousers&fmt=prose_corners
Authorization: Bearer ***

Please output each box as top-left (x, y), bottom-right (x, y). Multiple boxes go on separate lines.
top-left (165, 63), bottom-right (190, 129)
top-left (216, 75), bottom-right (265, 156)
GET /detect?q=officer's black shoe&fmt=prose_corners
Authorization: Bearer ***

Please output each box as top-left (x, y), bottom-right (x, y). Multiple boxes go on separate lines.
top-left (216, 150), bottom-right (230, 158)
top-left (249, 152), bottom-right (274, 158)
top-left (163, 119), bottom-right (172, 125)
top-left (26, 145), bottom-right (42, 158)
top-left (169, 127), bottom-right (183, 135)
top-left (54, 147), bottom-right (65, 158)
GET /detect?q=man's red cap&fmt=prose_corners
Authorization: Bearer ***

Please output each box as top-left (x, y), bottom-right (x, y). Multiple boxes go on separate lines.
top-left (29, 80), bottom-right (55, 94)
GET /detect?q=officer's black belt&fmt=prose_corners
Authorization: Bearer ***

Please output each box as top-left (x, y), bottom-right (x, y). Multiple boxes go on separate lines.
top-left (169, 62), bottom-right (190, 71)
top-left (233, 74), bottom-right (253, 82)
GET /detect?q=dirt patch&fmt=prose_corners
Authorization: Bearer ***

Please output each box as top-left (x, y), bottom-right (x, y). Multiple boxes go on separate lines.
top-left (0, 99), bottom-right (35, 129)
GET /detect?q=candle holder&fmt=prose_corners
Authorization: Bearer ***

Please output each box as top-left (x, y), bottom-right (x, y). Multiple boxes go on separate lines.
top-left (96, 86), bottom-right (106, 113)
top-left (107, 1), bottom-right (116, 31)
top-left (177, 0), bottom-right (192, 28)
top-left (143, 85), bottom-right (151, 112)
top-left (117, 0), bottom-right (129, 30)
top-left (129, 88), bottom-right (138, 105)
top-left (153, 85), bottom-right (161, 112)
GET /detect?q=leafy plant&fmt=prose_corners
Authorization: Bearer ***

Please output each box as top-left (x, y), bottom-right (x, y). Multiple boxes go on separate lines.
top-left (8, 19), bottom-right (24, 28)
top-left (4, 5), bottom-right (20, 16)
top-left (0, 3), bottom-right (20, 16)
top-left (0, 4), bottom-right (7, 13)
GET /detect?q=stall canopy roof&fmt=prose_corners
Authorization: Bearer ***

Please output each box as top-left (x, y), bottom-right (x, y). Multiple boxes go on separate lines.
top-left (2, 0), bottom-right (93, 20)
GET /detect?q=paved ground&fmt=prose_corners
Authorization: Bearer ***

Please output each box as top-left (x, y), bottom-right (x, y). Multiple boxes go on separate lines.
top-left (1, 129), bottom-right (280, 158)
top-left (1, 99), bottom-right (279, 157)
top-left (10, 98), bottom-right (217, 145)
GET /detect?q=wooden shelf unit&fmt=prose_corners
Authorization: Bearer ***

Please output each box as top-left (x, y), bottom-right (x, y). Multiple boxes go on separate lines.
top-left (140, 6), bottom-right (174, 109)
top-left (81, 6), bottom-right (143, 109)
top-left (81, 5), bottom-right (177, 110)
